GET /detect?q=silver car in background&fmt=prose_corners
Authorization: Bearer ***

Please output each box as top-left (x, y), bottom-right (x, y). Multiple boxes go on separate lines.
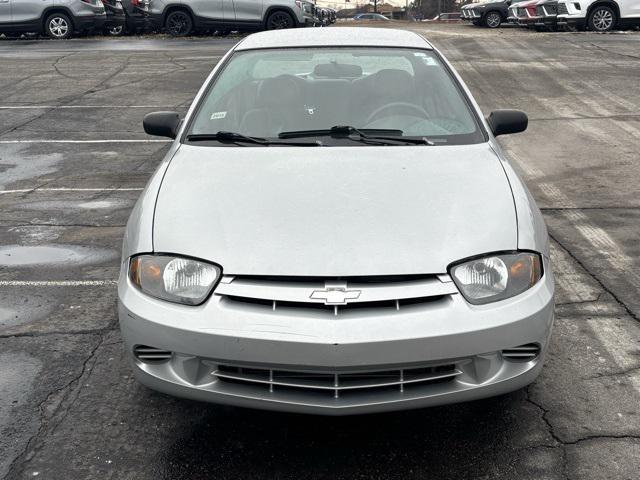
top-left (119, 28), bottom-right (555, 415)
top-left (0, 0), bottom-right (106, 38)
top-left (140, 0), bottom-right (316, 36)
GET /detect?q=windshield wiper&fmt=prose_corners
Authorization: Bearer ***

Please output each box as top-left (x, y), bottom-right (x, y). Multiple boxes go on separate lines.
top-left (187, 131), bottom-right (322, 147)
top-left (279, 126), bottom-right (434, 146)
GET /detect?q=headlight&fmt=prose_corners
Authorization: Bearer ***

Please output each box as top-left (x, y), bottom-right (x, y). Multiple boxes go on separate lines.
top-left (129, 254), bottom-right (222, 305)
top-left (450, 252), bottom-right (542, 305)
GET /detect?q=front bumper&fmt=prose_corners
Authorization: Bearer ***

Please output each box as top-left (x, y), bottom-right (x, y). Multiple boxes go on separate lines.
top-left (461, 9), bottom-right (482, 21)
top-left (119, 266), bottom-right (554, 415)
top-left (75, 13), bottom-right (106, 32)
top-left (556, 15), bottom-right (586, 29)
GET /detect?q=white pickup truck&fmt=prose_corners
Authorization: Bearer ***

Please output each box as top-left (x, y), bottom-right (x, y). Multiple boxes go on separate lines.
top-left (557, 0), bottom-right (640, 31)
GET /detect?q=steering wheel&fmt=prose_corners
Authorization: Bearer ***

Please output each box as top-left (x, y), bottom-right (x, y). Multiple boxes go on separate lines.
top-left (366, 102), bottom-right (429, 125)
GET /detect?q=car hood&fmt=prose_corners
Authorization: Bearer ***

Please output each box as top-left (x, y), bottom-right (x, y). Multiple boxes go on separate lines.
top-left (153, 144), bottom-right (517, 276)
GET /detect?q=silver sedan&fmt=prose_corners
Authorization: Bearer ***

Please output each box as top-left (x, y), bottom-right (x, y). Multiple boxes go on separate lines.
top-left (118, 27), bottom-right (555, 415)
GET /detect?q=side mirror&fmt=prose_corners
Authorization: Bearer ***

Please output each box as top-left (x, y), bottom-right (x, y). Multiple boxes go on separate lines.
top-left (487, 110), bottom-right (528, 137)
top-left (143, 111), bottom-right (181, 139)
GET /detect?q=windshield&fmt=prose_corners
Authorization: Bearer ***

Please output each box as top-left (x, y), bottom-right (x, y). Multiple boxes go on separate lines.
top-left (188, 47), bottom-right (485, 145)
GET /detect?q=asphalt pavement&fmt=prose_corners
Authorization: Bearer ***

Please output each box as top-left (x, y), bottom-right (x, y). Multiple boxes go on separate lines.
top-left (1, 24), bottom-right (639, 479)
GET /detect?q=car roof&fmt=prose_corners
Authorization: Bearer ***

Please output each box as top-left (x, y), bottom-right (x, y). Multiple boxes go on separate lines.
top-left (235, 27), bottom-right (433, 51)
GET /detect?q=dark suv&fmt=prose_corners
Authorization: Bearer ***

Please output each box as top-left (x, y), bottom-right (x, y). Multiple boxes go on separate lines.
top-left (461, 0), bottom-right (512, 28)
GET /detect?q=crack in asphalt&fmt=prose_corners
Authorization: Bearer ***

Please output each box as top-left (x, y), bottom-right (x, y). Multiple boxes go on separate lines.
top-left (51, 52), bottom-right (77, 80)
top-left (541, 207), bottom-right (640, 211)
top-left (585, 365), bottom-right (640, 380)
top-left (3, 332), bottom-right (104, 479)
top-left (3, 309), bottom-right (119, 480)
top-left (0, 326), bottom-right (117, 340)
top-left (549, 232), bottom-right (640, 323)
top-left (555, 292), bottom-right (605, 307)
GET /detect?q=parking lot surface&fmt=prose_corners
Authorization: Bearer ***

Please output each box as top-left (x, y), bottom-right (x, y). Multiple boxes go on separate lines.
top-left (1, 23), bottom-right (640, 479)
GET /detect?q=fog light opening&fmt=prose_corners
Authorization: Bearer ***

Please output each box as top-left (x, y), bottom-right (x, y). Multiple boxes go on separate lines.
top-left (133, 345), bottom-right (172, 364)
top-left (501, 343), bottom-right (541, 362)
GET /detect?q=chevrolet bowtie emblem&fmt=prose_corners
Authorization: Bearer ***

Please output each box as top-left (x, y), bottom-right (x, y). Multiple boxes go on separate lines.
top-left (310, 284), bottom-right (361, 306)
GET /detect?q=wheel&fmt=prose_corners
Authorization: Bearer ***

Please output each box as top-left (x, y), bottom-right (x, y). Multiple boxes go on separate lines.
top-left (107, 25), bottom-right (124, 36)
top-left (44, 13), bottom-right (72, 39)
top-left (588, 5), bottom-right (616, 32)
top-left (484, 11), bottom-right (502, 28)
top-left (266, 10), bottom-right (295, 30)
top-left (165, 10), bottom-right (193, 36)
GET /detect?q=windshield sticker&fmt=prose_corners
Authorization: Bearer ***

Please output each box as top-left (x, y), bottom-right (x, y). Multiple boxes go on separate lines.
top-left (210, 111), bottom-right (227, 120)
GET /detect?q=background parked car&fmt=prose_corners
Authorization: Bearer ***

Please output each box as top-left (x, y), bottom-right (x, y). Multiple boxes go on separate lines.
top-left (352, 13), bottom-right (390, 21)
top-left (557, 0), bottom-right (640, 32)
top-left (424, 12), bottom-right (462, 22)
top-left (507, 0), bottom-right (538, 26)
top-left (143, 0), bottom-right (315, 36)
top-left (103, 0), bottom-right (126, 35)
top-left (118, 0), bottom-right (150, 33)
top-left (0, 0), bottom-right (106, 39)
top-left (532, 0), bottom-right (558, 30)
top-left (461, 0), bottom-right (511, 28)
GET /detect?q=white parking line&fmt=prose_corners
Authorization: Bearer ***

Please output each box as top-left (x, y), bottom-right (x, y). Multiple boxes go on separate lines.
top-left (0, 140), bottom-right (171, 144)
top-left (0, 280), bottom-right (117, 286)
top-left (0, 187), bottom-right (144, 195)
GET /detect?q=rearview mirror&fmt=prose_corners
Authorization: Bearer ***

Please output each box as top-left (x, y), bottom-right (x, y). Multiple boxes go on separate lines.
top-left (143, 111), bottom-right (181, 139)
top-left (487, 110), bottom-right (528, 137)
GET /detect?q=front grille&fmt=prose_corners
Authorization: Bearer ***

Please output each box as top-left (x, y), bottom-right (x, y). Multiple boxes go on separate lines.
top-left (223, 294), bottom-right (448, 315)
top-left (133, 345), bottom-right (172, 363)
top-left (214, 363), bottom-right (461, 399)
top-left (215, 274), bottom-right (457, 317)
top-left (517, 7), bottom-right (527, 17)
top-left (501, 343), bottom-right (541, 361)
top-left (545, 4), bottom-right (558, 15)
top-left (557, 2), bottom-right (568, 14)
top-left (535, 6), bottom-right (544, 15)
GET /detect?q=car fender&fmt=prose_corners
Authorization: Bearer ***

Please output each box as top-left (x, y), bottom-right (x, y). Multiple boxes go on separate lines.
top-left (489, 142), bottom-right (550, 259)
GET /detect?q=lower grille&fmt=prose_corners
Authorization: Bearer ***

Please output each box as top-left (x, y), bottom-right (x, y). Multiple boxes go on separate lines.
top-left (545, 4), bottom-right (558, 15)
top-left (213, 363), bottom-right (461, 399)
top-left (134, 345), bottom-right (172, 363)
top-left (501, 343), bottom-right (541, 361)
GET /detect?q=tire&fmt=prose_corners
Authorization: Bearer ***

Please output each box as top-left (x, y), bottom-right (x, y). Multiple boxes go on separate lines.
top-left (165, 10), bottom-right (193, 36)
top-left (107, 25), bottom-right (124, 36)
top-left (588, 5), bottom-right (616, 32)
top-left (266, 10), bottom-right (295, 30)
top-left (44, 12), bottom-right (72, 39)
top-left (484, 11), bottom-right (502, 28)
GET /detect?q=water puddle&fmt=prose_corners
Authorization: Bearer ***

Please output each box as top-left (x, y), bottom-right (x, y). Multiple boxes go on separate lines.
top-left (18, 198), bottom-right (131, 211)
top-left (0, 244), bottom-right (116, 266)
